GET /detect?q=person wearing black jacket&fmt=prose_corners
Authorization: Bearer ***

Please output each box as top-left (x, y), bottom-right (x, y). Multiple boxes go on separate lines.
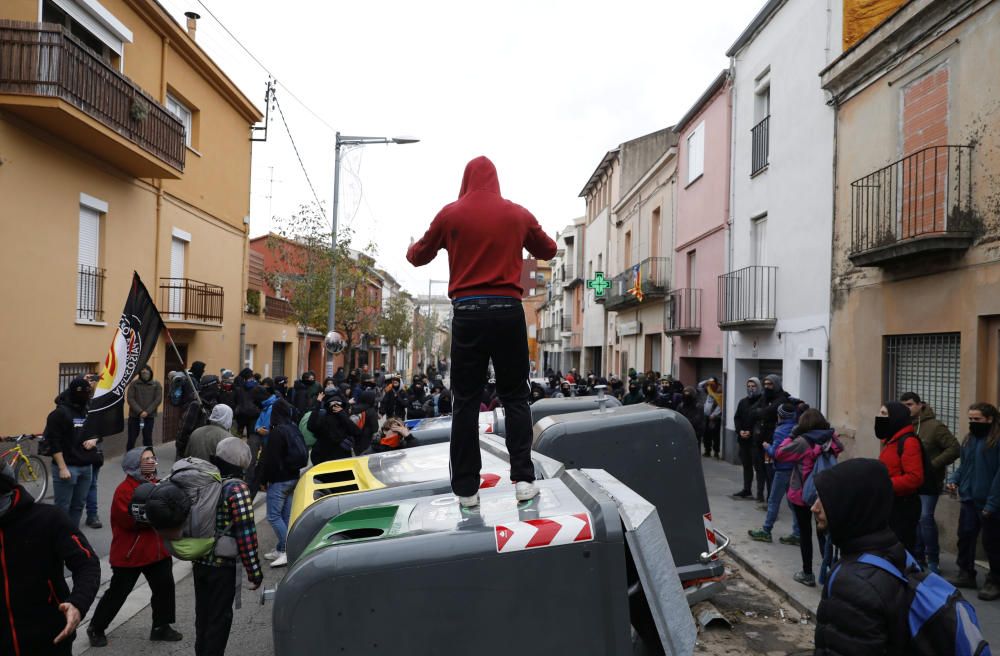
top-left (0, 463), bottom-right (101, 655)
top-left (751, 374), bottom-right (790, 502)
top-left (813, 458), bottom-right (910, 655)
top-left (291, 371), bottom-right (320, 417)
top-left (46, 378), bottom-right (102, 528)
top-left (258, 400), bottom-right (301, 568)
top-left (176, 375), bottom-right (220, 460)
top-left (676, 386), bottom-right (706, 441)
top-left (733, 377), bottom-right (762, 499)
top-left (308, 391), bottom-right (361, 465)
top-left (351, 390), bottom-right (380, 453)
top-left (379, 378), bottom-right (405, 419)
top-left (233, 369), bottom-right (262, 439)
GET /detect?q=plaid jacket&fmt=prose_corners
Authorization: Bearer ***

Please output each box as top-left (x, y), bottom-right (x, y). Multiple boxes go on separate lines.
top-left (195, 478), bottom-right (263, 585)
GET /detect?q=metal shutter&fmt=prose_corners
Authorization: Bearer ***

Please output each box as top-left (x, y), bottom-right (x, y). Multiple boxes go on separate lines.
top-left (884, 333), bottom-right (961, 436)
top-left (169, 237), bottom-right (185, 316)
top-left (78, 206), bottom-right (99, 268)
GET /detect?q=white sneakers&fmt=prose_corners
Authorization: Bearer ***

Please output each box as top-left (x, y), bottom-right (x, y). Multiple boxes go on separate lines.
top-left (458, 493), bottom-right (480, 508)
top-left (270, 552), bottom-right (288, 568)
top-left (263, 549), bottom-right (280, 561)
top-left (515, 481), bottom-right (539, 501)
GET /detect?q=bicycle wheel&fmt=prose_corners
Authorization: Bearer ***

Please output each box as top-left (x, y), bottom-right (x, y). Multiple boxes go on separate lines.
top-left (15, 455), bottom-right (48, 500)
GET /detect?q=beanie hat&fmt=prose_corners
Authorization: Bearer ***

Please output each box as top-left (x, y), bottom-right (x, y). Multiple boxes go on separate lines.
top-left (215, 437), bottom-right (251, 470)
top-left (777, 403), bottom-right (797, 420)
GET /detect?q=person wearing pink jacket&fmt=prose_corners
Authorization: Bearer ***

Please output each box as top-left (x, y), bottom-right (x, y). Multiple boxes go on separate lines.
top-left (776, 409), bottom-right (844, 587)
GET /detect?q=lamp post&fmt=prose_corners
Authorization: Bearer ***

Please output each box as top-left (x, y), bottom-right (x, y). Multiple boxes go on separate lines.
top-left (326, 132), bottom-right (419, 375)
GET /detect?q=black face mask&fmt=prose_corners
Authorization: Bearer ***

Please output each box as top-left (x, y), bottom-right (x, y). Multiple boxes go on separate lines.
top-left (970, 422), bottom-right (992, 438)
top-left (71, 390), bottom-right (90, 407)
top-left (874, 416), bottom-right (895, 440)
top-left (764, 387), bottom-right (775, 401)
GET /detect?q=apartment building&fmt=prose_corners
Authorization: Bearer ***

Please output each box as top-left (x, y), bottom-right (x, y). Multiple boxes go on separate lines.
top-left (722, 0), bottom-right (841, 449)
top-left (0, 0), bottom-right (261, 434)
top-left (579, 149), bottom-right (619, 376)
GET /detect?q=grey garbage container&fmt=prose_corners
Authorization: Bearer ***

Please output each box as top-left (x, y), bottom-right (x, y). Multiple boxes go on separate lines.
top-left (274, 474), bottom-right (633, 656)
top-left (532, 404), bottom-right (725, 586)
top-left (285, 436), bottom-right (564, 563)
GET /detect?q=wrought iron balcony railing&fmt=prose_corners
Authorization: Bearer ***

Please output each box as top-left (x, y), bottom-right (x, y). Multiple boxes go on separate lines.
top-left (717, 266), bottom-right (776, 330)
top-left (664, 288), bottom-right (701, 336)
top-left (76, 265), bottom-right (105, 322)
top-left (751, 115), bottom-right (769, 176)
top-left (604, 257), bottom-right (670, 311)
top-left (160, 278), bottom-right (223, 324)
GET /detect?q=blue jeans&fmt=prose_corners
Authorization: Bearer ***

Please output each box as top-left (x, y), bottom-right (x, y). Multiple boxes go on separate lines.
top-left (52, 464), bottom-right (93, 528)
top-left (266, 479), bottom-right (297, 552)
top-left (763, 468), bottom-right (800, 536)
top-left (913, 493), bottom-right (940, 565)
top-left (86, 463), bottom-right (101, 519)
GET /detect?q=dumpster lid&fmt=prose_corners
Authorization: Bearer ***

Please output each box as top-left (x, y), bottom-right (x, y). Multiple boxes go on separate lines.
top-left (366, 441), bottom-right (511, 487)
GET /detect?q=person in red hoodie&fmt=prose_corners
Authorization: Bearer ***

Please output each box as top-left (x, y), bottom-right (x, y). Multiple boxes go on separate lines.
top-left (876, 401), bottom-right (925, 554)
top-left (86, 447), bottom-right (181, 647)
top-left (407, 156), bottom-right (557, 508)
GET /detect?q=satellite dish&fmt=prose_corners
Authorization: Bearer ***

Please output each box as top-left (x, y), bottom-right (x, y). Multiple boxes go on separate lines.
top-left (324, 331), bottom-right (346, 354)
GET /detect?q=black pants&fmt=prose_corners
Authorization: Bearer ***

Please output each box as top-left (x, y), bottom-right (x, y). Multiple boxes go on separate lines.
top-left (450, 298), bottom-right (534, 497)
top-left (703, 419), bottom-right (720, 456)
top-left (90, 558), bottom-right (175, 632)
top-left (737, 437), bottom-right (754, 493)
top-left (127, 415), bottom-right (155, 450)
top-left (957, 500), bottom-right (1000, 580)
top-left (793, 503), bottom-right (827, 575)
top-left (752, 442), bottom-right (770, 500)
top-left (889, 494), bottom-right (921, 554)
top-left (193, 562), bottom-right (236, 656)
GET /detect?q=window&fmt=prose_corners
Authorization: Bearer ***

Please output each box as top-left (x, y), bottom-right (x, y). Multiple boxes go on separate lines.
top-left (752, 69), bottom-right (771, 176)
top-left (41, 0), bottom-right (130, 69)
top-left (78, 195), bottom-right (105, 322)
top-left (166, 93), bottom-right (193, 148)
top-left (243, 344), bottom-right (256, 371)
top-left (58, 362), bottom-right (98, 395)
top-left (687, 250), bottom-right (697, 288)
top-left (651, 207), bottom-right (662, 258)
top-left (623, 232), bottom-right (632, 270)
top-left (272, 343), bottom-right (287, 378)
top-left (686, 121), bottom-right (705, 184)
top-left (751, 215), bottom-right (767, 266)
top-left (884, 333), bottom-right (961, 439)
top-left (167, 234), bottom-right (187, 318)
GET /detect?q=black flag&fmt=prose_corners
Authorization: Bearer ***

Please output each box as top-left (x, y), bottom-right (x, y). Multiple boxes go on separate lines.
top-left (85, 272), bottom-right (164, 438)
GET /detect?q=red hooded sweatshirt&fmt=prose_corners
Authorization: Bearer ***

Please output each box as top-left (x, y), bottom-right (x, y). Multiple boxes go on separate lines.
top-left (406, 156), bottom-right (557, 299)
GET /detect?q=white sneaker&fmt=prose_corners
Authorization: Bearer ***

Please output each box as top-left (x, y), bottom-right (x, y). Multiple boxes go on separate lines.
top-left (515, 481), bottom-right (539, 501)
top-left (458, 493), bottom-right (480, 508)
top-left (263, 549), bottom-right (280, 561)
top-left (270, 552), bottom-right (288, 568)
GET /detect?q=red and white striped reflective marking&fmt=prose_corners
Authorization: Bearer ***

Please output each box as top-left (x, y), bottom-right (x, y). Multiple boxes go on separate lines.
top-left (479, 422), bottom-right (494, 434)
top-left (494, 513), bottom-right (594, 553)
top-left (479, 473), bottom-right (502, 489)
top-left (703, 512), bottom-right (718, 556)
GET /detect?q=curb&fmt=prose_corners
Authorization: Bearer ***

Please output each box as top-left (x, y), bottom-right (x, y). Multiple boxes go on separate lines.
top-left (723, 540), bottom-right (817, 620)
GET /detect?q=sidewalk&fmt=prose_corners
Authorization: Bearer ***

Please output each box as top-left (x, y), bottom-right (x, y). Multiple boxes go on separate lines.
top-left (702, 456), bottom-right (1000, 643)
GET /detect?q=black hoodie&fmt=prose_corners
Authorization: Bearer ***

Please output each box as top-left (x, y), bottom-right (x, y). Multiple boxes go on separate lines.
top-left (813, 459), bottom-right (909, 656)
top-left (44, 389), bottom-right (101, 467)
top-left (0, 487), bottom-right (101, 655)
top-left (352, 390), bottom-right (379, 454)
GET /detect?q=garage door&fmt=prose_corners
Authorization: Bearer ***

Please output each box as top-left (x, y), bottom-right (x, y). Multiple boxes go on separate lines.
top-left (884, 333), bottom-right (961, 436)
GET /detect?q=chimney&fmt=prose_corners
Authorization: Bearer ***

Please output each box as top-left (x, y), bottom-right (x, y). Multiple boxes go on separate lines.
top-left (184, 11), bottom-right (200, 40)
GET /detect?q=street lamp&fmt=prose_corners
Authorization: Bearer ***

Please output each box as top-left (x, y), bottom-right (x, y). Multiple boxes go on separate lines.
top-left (326, 132), bottom-right (419, 374)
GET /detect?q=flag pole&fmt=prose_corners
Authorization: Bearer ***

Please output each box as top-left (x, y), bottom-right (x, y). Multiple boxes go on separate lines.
top-left (164, 327), bottom-right (202, 405)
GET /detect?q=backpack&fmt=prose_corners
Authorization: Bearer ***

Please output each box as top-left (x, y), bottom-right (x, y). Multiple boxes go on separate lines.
top-left (144, 458), bottom-right (239, 561)
top-left (169, 377), bottom-right (186, 406)
top-left (281, 423), bottom-right (309, 471)
top-left (802, 444), bottom-right (838, 507)
top-left (828, 552), bottom-right (991, 656)
top-left (299, 411), bottom-right (317, 448)
top-left (898, 434), bottom-right (937, 495)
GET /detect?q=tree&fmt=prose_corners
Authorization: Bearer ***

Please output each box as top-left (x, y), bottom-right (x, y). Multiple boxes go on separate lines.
top-left (413, 307), bottom-right (440, 371)
top-left (378, 293), bottom-right (413, 361)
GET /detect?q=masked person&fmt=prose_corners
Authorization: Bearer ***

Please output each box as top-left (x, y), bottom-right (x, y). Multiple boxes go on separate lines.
top-left (126, 365), bottom-right (162, 450)
top-left (308, 388), bottom-right (362, 465)
top-left (292, 371), bottom-right (320, 417)
top-left (46, 377), bottom-right (101, 528)
top-left (379, 377), bottom-right (405, 419)
top-left (751, 374), bottom-right (790, 503)
top-left (407, 156), bottom-right (557, 507)
top-left (0, 461), bottom-right (101, 655)
top-left (622, 381), bottom-right (644, 406)
top-left (87, 448), bottom-right (181, 648)
top-left (676, 386), bottom-right (705, 442)
top-left (875, 401), bottom-right (924, 554)
top-left (218, 370), bottom-right (237, 411)
top-left (733, 377), bottom-right (762, 499)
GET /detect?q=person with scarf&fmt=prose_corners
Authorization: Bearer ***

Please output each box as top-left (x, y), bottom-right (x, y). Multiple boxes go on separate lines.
top-left (947, 402), bottom-right (1000, 599)
top-left (126, 365), bottom-right (162, 450)
top-left (698, 377), bottom-right (724, 458)
top-left (676, 386), bottom-right (706, 442)
top-left (776, 409), bottom-right (843, 587)
top-left (622, 380), bottom-right (644, 405)
top-left (749, 402), bottom-right (802, 544)
top-left (87, 448), bottom-right (181, 647)
top-left (751, 374), bottom-right (790, 502)
top-left (233, 369), bottom-right (262, 439)
top-left (258, 400), bottom-right (302, 569)
top-left (308, 388), bottom-right (362, 465)
top-left (875, 401), bottom-right (924, 554)
top-left (407, 155), bottom-right (557, 508)
top-left (0, 462), bottom-right (100, 655)
top-left (732, 377), bottom-right (762, 498)
top-left (291, 371), bottom-right (320, 417)
top-left (46, 377), bottom-right (101, 528)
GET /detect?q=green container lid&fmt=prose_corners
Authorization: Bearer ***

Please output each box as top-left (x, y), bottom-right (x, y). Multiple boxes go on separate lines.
top-left (302, 505), bottom-right (401, 558)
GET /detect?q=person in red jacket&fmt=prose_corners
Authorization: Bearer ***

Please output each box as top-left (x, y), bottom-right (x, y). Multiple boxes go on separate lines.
top-left (407, 156), bottom-right (557, 508)
top-left (86, 448), bottom-right (181, 647)
top-left (876, 401), bottom-right (924, 553)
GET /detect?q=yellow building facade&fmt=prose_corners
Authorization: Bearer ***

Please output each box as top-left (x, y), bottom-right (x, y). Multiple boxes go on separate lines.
top-left (0, 0), bottom-right (261, 435)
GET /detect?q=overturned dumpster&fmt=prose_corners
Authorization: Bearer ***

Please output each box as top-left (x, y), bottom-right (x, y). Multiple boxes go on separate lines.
top-left (273, 470), bottom-right (697, 656)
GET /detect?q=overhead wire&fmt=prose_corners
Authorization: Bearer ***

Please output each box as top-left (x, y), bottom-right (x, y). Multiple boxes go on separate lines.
top-left (273, 91), bottom-right (325, 213)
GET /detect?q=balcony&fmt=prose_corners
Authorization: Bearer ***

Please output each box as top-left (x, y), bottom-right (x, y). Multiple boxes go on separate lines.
top-left (718, 266), bottom-right (776, 331)
top-left (664, 288), bottom-right (701, 336)
top-left (604, 257), bottom-right (670, 311)
top-left (264, 296), bottom-right (293, 321)
top-left (561, 264), bottom-right (581, 287)
top-left (751, 115), bottom-right (769, 177)
top-left (565, 331), bottom-right (582, 352)
top-left (561, 313), bottom-right (574, 334)
top-left (849, 145), bottom-right (975, 267)
top-left (539, 326), bottom-right (558, 343)
top-left (0, 21), bottom-right (185, 178)
top-left (160, 278), bottom-right (223, 327)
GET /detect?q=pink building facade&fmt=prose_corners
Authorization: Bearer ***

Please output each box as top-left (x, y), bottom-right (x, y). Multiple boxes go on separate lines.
top-left (668, 71), bottom-right (731, 384)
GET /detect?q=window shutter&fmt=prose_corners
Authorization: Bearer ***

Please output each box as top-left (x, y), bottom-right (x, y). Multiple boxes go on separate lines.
top-left (687, 122), bottom-right (705, 184)
top-left (78, 206), bottom-right (100, 268)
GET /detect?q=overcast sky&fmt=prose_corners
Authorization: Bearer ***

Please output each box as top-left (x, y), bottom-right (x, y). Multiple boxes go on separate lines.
top-left (158, 0), bottom-right (765, 295)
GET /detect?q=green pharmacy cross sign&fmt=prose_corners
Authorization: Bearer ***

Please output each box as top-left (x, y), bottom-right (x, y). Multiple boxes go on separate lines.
top-left (587, 272), bottom-right (611, 298)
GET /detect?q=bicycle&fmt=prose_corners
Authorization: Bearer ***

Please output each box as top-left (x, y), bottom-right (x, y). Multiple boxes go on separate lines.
top-left (1, 435), bottom-right (49, 500)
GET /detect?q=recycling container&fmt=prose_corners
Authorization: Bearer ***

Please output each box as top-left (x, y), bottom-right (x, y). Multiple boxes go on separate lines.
top-left (532, 404), bottom-right (725, 584)
top-left (274, 473), bottom-right (633, 656)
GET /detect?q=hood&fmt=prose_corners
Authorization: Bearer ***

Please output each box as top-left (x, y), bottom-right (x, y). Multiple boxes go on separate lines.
top-left (189, 361), bottom-right (206, 379)
top-left (209, 404), bottom-right (234, 430)
top-left (357, 390), bottom-right (377, 408)
top-left (814, 458), bottom-right (893, 551)
top-left (802, 428), bottom-right (835, 445)
top-left (0, 486), bottom-right (34, 526)
top-left (458, 156), bottom-right (501, 198)
top-left (121, 446), bottom-right (153, 482)
top-left (137, 365), bottom-right (154, 384)
top-left (239, 368), bottom-right (254, 379)
top-left (764, 374), bottom-right (783, 393)
top-left (884, 401), bottom-right (912, 436)
top-left (262, 394), bottom-right (280, 410)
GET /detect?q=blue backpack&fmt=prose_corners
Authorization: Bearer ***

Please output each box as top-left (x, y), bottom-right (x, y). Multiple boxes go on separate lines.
top-left (828, 552), bottom-right (990, 656)
top-left (802, 445), bottom-right (838, 507)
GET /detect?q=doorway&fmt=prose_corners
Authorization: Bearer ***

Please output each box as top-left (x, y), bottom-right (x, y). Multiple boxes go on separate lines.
top-left (800, 360), bottom-right (823, 408)
top-left (644, 334), bottom-right (662, 373)
top-left (981, 318), bottom-right (1000, 406)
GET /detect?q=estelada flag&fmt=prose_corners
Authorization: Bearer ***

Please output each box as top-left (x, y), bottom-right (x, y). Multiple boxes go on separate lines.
top-left (85, 272), bottom-right (164, 438)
